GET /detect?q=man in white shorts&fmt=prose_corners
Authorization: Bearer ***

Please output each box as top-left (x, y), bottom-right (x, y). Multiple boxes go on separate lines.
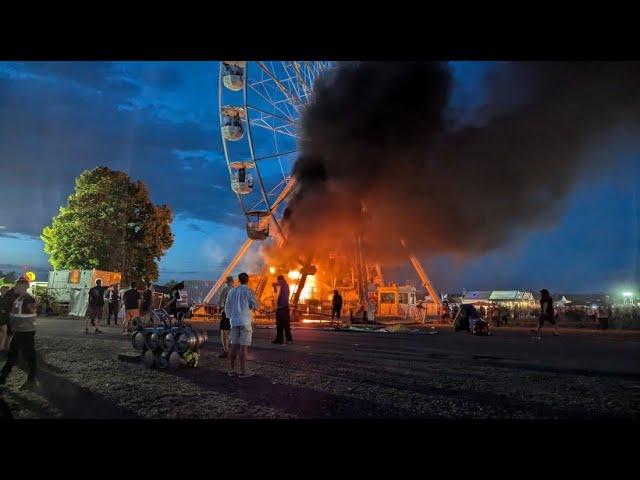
top-left (224, 272), bottom-right (258, 378)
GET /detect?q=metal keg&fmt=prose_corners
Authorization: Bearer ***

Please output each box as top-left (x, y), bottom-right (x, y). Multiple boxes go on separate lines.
top-left (145, 327), bottom-right (162, 350)
top-left (168, 350), bottom-right (186, 371)
top-left (155, 350), bottom-right (169, 369)
top-left (174, 327), bottom-right (198, 353)
top-left (142, 349), bottom-right (156, 368)
top-left (160, 328), bottom-right (179, 352)
top-left (131, 330), bottom-right (146, 351)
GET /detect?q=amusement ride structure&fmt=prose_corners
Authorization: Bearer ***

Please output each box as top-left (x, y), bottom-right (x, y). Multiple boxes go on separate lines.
top-left (202, 61), bottom-right (441, 322)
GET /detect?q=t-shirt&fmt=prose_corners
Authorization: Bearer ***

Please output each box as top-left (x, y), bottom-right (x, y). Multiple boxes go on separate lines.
top-left (218, 284), bottom-right (232, 311)
top-left (277, 282), bottom-right (290, 310)
top-left (107, 289), bottom-right (120, 304)
top-left (224, 285), bottom-right (258, 328)
top-left (540, 297), bottom-right (553, 317)
top-left (88, 286), bottom-right (106, 307)
top-left (123, 289), bottom-right (141, 310)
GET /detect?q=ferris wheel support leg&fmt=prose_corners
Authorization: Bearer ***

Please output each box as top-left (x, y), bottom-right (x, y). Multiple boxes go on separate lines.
top-left (400, 238), bottom-right (442, 315)
top-left (203, 238), bottom-right (254, 305)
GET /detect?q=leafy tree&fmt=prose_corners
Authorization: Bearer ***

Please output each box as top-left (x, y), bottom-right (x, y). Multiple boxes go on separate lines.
top-left (41, 167), bottom-right (174, 285)
top-left (0, 270), bottom-right (17, 286)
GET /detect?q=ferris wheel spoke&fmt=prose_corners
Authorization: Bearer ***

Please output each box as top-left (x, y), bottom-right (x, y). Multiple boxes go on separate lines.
top-left (247, 82), bottom-right (298, 123)
top-left (246, 104), bottom-right (297, 125)
top-left (291, 61), bottom-right (312, 99)
top-left (250, 118), bottom-right (298, 139)
top-left (281, 62), bottom-right (306, 101)
top-left (257, 61), bottom-right (305, 110)
top-left (251, 149), bottom-right (298, 163)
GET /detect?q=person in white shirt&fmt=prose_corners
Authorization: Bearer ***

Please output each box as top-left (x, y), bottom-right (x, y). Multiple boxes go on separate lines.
top-left (224, 272), bottom-right (258, 378)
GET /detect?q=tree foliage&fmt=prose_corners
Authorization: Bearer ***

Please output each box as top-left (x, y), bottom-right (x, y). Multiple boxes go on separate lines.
top-left (0, 270), bottom-right (17, 286)
top-left (41, 167), bottom-right (174, 284)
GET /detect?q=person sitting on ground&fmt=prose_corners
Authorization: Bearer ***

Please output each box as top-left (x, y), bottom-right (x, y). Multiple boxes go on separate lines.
top-left (0, 278), bottom-right (38, 390)
top-left (272, 275), bottom-right (292, 344)
top-left (224, 272), bottom-right (258, 378)
top-left (217, 276), bottom-right (234, 358)
top-left (122, 282), bottom-right (141, 334)
top-left (86, 279), bottom-right (106, 335)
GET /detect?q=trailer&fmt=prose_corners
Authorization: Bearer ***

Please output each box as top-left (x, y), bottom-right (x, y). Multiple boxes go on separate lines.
top-left (47, 269), bottom-right (121, 316)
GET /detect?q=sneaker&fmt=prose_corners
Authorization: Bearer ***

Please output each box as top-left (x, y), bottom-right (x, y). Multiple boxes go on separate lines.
top-left (95, 329), bottom-right (103, 334)
top-left (272, 340), bottom-right (283, 344)
top-left (553, 332), bottom-right (560, 336)
top-left (122, 331), bottom-right (129, 335)
top-left (238, 371), bottom-right (255, 378)
top-left (19, 379), bottom-right (37, 391)
top-left (227, 370), bottom-right (237, 377)
top-left (286, 340), bottom-right (293, 345)
top-left (218, 352), bottom-right (229, 359)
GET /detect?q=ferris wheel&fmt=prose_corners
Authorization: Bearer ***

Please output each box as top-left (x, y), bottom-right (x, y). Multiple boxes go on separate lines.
top-left (218, 61), bottom-right (333, 242)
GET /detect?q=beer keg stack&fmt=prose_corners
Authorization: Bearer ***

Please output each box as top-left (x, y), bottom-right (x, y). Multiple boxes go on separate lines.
top-left (131, 309), bottom-right (207, 370)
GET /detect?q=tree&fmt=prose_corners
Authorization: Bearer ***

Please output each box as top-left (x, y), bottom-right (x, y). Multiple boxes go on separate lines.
top-left (41, 167), bottom-right (174, 285)
top-left (0, 270), bottom-right (17, 286)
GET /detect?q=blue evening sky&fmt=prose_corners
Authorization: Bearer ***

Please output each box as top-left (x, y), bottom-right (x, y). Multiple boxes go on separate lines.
top-left (0, 61), bottom-right (637, 294)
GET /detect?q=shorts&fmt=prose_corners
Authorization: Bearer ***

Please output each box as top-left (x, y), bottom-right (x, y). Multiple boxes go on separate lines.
top-left (219, 311), bottom-right (231, 331)
top-left (538, 314), bottom-right (556, 326)
top-left (229, 325), bottom-right (253, 346)
top-left (125, 309), bottom-right (140, 322)
top-left (87, 305), bottom-right (103, 320)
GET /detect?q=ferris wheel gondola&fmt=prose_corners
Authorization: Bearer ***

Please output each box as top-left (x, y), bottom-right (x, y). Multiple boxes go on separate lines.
top-left (218, 61), bottom-right (333, 242)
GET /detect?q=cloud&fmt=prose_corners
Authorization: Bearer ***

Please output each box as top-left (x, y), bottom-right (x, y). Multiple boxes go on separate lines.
top-left (0, 62), bottom-right (242, 238)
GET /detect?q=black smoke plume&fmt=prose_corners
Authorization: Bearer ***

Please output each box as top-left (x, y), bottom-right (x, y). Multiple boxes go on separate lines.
top-left (283, 61), bottom-right (640, 265)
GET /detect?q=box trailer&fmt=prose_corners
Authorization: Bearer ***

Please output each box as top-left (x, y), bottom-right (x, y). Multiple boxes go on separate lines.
top-left (47, 269), bottom-right (121, 316)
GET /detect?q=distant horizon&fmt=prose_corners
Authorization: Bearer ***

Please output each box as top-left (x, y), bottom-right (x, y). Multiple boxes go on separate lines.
top-left (1, 263), bottom-right (634, 297)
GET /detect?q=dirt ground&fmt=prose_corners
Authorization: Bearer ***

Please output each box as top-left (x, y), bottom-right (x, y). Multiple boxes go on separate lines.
top-left (1, 317), bottom-right (639, 419)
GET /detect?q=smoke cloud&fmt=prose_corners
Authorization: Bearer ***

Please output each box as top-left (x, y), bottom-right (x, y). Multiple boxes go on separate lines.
top-left (282, 61), bottom-right (640, 265)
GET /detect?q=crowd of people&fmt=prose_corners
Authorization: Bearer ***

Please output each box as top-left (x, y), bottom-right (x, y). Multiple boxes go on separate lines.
top-left (2, 273), bottom-right (639, 389)
top-left (84, 280), bottom-right (154, 335)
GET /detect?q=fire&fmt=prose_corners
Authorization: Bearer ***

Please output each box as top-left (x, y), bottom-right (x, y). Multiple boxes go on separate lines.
top-left (269, 266), bottom-right (276, 275)
top-left (287, 269), bottom-right (317, 302)
top-left (288, 270), bottom-right (301, 280)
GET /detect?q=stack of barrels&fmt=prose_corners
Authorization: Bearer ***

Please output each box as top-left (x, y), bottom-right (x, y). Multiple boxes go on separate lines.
top-left (131, 323), bottom-right (208, 370)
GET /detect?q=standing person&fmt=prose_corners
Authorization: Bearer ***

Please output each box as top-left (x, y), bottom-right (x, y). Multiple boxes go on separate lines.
top-left (140, 282), bottom-right (154, 324)
top-left (224, 272), bottom-right (258, 378)
top-left (0, 285), bottom-right (16, 354)
top-left (217, 276), bottom-right (234, 358)
top-left (533, 288), bottom-right (559, 338)
top-left (86, 279), bottom-right (106, 335)
top-left (122, 282), bottom-right (141, 334)
top-left (272, 275), bottom-right (292, 344)
top-left (0, 278), bottom-right (38, 390)
top-left (331, 290), bottom-right (343, 323)
top-left (106, 284), bottom-right (120, 326)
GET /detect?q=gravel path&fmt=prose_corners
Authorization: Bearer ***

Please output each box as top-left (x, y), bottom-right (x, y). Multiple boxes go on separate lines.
top-left (1, 318), bottom-right (639, 419)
